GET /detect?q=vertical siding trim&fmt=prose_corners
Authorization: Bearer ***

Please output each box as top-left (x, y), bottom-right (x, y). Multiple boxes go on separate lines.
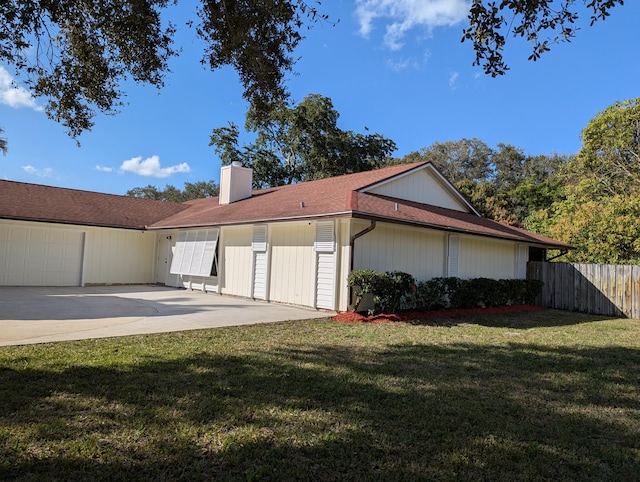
top-left (447, 234), bottom-right (460, 277)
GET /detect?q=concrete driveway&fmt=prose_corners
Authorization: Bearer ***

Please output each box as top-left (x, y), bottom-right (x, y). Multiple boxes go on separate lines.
top-left (0, 285), bottom-right (329, 346)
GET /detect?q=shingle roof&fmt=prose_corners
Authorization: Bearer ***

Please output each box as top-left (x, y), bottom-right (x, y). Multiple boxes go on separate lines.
top-left (0, 180), bottom-right (188, 229)
top-left (0, 162), bottom-right (570, 249)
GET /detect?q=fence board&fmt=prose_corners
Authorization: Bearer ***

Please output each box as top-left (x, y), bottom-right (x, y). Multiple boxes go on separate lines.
top-left (528, 261), bottom-right (639, 318)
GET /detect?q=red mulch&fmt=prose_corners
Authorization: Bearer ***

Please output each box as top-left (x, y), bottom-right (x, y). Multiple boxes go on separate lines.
top-left (332, 305), bottom-right (544, 323)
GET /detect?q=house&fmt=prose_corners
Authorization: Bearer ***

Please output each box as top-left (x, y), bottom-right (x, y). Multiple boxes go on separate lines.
top-left (0, 161), bottom-right (569, 311)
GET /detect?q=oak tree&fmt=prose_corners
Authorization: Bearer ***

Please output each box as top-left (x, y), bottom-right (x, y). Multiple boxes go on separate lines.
top-left (209, 94), bottom-right (397, 188)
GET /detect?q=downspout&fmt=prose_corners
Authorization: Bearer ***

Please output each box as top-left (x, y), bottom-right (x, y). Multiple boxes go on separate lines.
top-left (348, 220), bottom-right (376, 307)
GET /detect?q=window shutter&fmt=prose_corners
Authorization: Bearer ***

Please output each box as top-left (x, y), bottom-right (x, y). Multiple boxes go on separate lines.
top-left (169, 228), bottom-right (219, 276)
top-left (314, 221), bottom-right (335, 253)
top-left (447, 235), bottom-right (459, 277)
top-left (252, 225), bottom-right (267, 252)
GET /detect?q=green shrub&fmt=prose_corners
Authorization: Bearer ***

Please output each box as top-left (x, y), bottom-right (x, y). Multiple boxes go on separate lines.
top-left (348, 269), bottom-right (416, 315)
top-left (349, 269), bottom-right (544, 314)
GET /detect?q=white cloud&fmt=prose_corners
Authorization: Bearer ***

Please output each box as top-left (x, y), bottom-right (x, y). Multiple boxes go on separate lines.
top-left (95, 165), bottom-right (114, 173)
top-left (449, 70), bottom-right (459, 89)
top-left (0, 66), bottom-right (43, 111)
top-left (22, 165), bottom-right (53, 177)
top-left (355, 0), bottom-right (470, 50)
top-left (119, 155), bottom-right (191, 178)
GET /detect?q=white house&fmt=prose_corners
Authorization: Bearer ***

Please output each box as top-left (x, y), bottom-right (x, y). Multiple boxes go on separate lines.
top-left (0, 161), bottom-right (569, 311)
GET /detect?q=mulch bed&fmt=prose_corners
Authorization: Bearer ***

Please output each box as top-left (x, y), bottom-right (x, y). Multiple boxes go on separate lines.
top-left (332, 304), bottom-right (544, 323)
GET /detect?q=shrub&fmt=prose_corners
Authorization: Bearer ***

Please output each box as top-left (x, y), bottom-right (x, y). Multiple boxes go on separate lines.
top-left (348, 270), bottom-right (544, 314)
top-left (348, 269), bottom-right (416, 315)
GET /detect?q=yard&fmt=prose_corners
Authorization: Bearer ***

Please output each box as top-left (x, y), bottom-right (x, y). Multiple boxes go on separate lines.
top-left (1, 310), bottom-right (639, 481)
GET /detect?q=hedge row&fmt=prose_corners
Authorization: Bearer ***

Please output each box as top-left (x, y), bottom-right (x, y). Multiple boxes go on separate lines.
top-left (348, 269), bottom-right (543, 315)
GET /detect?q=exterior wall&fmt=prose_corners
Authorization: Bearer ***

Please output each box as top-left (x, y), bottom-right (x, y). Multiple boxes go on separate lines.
top-left (219, 225), bottom-right (253, 298)
top-left (352, 221), bottom-right (446, 281)
top-left (458, 236), bottom-right (517, 280)
top-left (268, 222), bottom-right (315, 307)
top-left (366, 168), bottom-right (469, 212)
top-left (0, 219), bottom-right (155, 286)
top-left (83, 226), bottom-right (155, 285)
top-left (336, 218), bottom-right (351, 311)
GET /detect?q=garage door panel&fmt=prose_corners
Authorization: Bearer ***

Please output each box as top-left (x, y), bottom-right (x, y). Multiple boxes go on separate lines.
top-left (0, 224), bottom-right (84, 286)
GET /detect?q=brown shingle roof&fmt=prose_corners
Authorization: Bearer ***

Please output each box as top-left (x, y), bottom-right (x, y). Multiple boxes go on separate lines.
top-left (0, 162), bottom-right (570, 249)
top-left (0, 180), bottom-right (188, 229)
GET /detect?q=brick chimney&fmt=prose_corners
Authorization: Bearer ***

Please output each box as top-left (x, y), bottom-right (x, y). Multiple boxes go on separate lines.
top-left (219, 161), bottom-right (253, 205)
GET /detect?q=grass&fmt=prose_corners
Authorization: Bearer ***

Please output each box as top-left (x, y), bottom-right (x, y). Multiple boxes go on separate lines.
top-left (1, 310), bottom-right (639, 481)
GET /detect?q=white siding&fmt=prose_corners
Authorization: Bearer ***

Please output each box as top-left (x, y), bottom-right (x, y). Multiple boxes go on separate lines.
top-left (252, 225), bottom-right (269, 300)
top-left (447, 235), bottom-right (460, 277)
top-left (352, 221), bottom-right (446, 281)
top-left (458, 236), bottom-right (516, 280)
top-left (269, 223), bottom-right (315, 307)
top-left (337, 219), bottom-right (351, 312)
top-left (0, 221), bottom-right (84, 286)
top-left (365, 168), bottom-right (470, 212)
top-left (82, 227), bottom-right (155, 284)
top-left (0, 220), bottom-right (156, 286)
top-left (220, 226), bottom-right (253, 298)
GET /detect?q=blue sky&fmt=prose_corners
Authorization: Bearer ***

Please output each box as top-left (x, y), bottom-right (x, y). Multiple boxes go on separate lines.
top-left (1, 0), bottom-right (639, 195)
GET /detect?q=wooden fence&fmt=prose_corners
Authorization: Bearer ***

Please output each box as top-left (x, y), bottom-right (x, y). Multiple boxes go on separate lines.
top-left (527, 261), bottom-right (640, 319)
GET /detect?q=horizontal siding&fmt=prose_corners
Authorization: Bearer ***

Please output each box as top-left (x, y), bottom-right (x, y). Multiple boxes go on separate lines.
top-left (458, 236), bottom-right (516, 280)
top-left (353, 222), bottom-right (446, 281)
top-left (366, 169), bottom-right (468, 212)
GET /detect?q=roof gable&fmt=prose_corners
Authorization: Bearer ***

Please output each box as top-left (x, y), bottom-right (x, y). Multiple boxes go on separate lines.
top-left (361, 163), bottom-right (478, 214)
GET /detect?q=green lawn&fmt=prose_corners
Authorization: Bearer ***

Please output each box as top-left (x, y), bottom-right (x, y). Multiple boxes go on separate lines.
top-left (1, 310), bottom-right (639, 481)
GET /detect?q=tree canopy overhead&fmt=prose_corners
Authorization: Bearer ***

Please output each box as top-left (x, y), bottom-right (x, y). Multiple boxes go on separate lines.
top-left (0, 1), bottom-right (625, 137)
top-left (463, 0), bottom-right (625, 76)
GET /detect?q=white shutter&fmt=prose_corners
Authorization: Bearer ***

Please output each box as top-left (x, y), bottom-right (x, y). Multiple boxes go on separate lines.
top-left (447, 234), bottom-right (460, 277)
top-left (252, 225), bottom-right (267, 252)
top-left (169, 229), bottom-right (219, 276)
top-left (314, 221), bottom-right (335, 253)
top-left (253, 251), bottom-right (268, 299)
top-left (316, 252), bottom-right (336, 309)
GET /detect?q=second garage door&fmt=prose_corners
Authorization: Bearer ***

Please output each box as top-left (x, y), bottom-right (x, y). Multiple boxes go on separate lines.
top-left (0, 223), bottom-right (84, 286)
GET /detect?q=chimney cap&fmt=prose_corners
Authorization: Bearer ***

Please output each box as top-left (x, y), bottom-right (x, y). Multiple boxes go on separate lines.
top-left (231, 160), bottom-right (243, 167)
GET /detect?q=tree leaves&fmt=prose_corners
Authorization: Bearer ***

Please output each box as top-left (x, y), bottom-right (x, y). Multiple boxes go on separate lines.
top-left (209, 94), bottom-right (397, 188)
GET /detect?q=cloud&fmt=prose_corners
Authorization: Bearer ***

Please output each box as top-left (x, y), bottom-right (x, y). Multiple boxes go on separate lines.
top-left (22, 165), bottom-right (53, 177)
top-left (119, 155), bottom-right (191, 178)
top-left (0, 66), bottom-right (43, 111)
top-left (355, 0), bottom-right (470, 50)
top-left (95, 165), bottom-right (114, 173)
top-left (449, 70), bottom-right (459, 89)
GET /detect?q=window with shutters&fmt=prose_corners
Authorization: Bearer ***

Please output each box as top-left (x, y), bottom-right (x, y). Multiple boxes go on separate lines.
top-left (169, 228), bottom-right (219, 276)
top-left (314, 221), bottom-right (335, 253)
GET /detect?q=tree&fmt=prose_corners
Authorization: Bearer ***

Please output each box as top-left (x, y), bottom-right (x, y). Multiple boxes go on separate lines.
top-left (402, 139), bottom-right (493, 184)
top-left (126, 180), bottom-right (218, 202)
top-left (0, 2), bottom-right (625, 137)
top-left (568, 97), bottom-right (640, 199)
top-left (463, 1), bottom-right (625, 76)
top-left (209, 94), bottom-right (397, 188)
top-left (399, 140), bottom-right (566, 226)
top-left (525, 97), bottom-right (640, 264)
top-left (0, 0), bottom-right (326, 137)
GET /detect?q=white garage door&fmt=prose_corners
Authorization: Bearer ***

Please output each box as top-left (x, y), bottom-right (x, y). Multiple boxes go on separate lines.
top-left (0, 224), bottom-right (84, 286)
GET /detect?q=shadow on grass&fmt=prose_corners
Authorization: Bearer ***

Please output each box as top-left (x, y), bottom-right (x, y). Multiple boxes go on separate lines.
top-left (406, 309), bottom-right (618, 329)
top-left (1, 341), bottom-right (639, 480)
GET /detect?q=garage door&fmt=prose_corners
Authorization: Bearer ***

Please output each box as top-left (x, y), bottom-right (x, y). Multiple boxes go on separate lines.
top-left (0, 224), bottom-right (84, 286)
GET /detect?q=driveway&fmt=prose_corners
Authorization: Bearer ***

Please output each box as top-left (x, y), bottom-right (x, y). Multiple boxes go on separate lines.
top-left (0, 285), bottom-right (329, 346)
